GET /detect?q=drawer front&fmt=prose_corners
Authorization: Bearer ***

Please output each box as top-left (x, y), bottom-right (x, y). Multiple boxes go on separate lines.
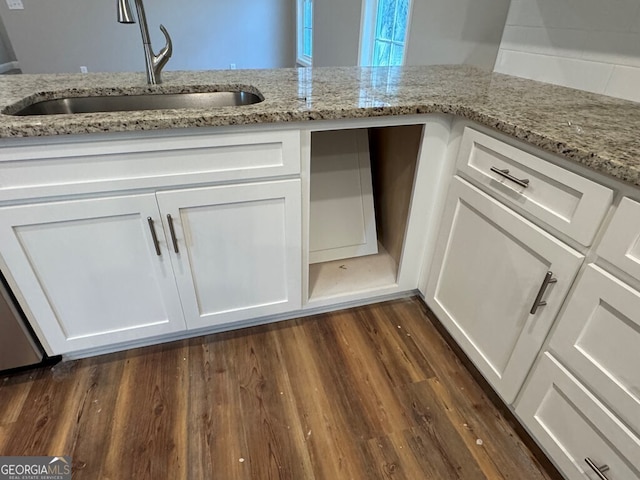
top-left (598, 197), bottom-right (640, 282)
top-left (517, 353), bottom-right (640, 480)
top-left (550, 264), bottom-right (640, 436)
top-left (456, 127), bottom-right (612, 246)
top-left (0, 129), bottom-right (301, 201)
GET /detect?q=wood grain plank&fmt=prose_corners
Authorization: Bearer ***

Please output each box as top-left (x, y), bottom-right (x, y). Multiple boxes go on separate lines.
top-left (0, 425), bottom-right (9, 453)
top-left (0, 368), bottom-right (39, 426)
top-left (354, 302), bottom-right (435, 386)
top-left (396, 298), bottom-right (556, 479)
top-left (42, 361), bottom-right (94, 458)
top-left (101, 341), bottom-right (189, 480)
top-left (187, 332), bottom-right (251, 480)
top-left (323, 308), bottom-right (415, 437)
top-left (401, 379), bottom-right (488, 479)
top-left (1, 360), bottom-right (91, 456)
top-left (235, 324), bottom-right (315, 480)
top-left (0, 297), bottom-right (559, 480)
top-left (64, 354), bottom-right (127, 478)
top-left (274, 317), bottom-right (377, 480)
top-left (365, 431), bottom-right (424, 480)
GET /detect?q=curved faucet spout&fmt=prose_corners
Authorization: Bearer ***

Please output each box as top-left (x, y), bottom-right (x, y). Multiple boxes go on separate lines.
top-left (117, 0), bottom-right (172, 85)
top-left (154, 25), bottom-right (173, 74)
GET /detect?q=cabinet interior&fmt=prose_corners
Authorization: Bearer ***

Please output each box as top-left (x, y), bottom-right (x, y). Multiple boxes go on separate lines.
top-left (308, 124), bottom-right (423, 301)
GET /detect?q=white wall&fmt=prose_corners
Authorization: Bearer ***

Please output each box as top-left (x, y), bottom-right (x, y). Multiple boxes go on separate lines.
top-left (405, 0), bottom-right (511, 69)
top-left (313, 0), bottom-right (362, 67)
top-left (0, 14), bottom-right (16, 67)
top-left (313, 0), bottom-right (510, 69)
top-left (495, 0), bottom-right (640, 102)
top-left (0, 0), bottom-right (295, 74)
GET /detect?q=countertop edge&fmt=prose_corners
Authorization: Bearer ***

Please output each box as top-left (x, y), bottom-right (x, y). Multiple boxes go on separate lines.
top-left (1, 66), bottom-right (639, 188)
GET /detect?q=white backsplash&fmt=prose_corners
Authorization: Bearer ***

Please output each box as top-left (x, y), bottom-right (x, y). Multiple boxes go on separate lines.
top-left (494, 0), bottom-right (640, 102)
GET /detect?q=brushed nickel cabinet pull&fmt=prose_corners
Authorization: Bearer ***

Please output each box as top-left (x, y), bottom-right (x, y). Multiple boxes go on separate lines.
top-left (585, 458), bottom-right (610, 480)
top-left (530, 271), bottom-right (557, 314)
top-left (490, 166), bottom-right (530, 188)
top-left (147, 216), bottom-right (161, 256)
top-left (167, 214), bottom-right (179, 254)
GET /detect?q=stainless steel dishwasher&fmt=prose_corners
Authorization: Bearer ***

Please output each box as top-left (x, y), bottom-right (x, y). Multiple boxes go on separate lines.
top-left (0, 272), bottom-right (45, 372)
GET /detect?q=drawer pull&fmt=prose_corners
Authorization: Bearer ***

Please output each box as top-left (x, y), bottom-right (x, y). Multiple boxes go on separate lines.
top-left (490, 167), bottom-right (530, 188)
top-left (585, 457), bottom-right (610, 480)
top-left (147, 217), bottom-right (161, 256)
top-left (530, 271), bottom-right (557, 314)
top-left (167, 214), bottom-right (179, 254)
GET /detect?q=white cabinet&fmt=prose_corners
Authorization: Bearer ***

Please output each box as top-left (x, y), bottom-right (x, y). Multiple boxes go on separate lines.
top-left (0, 181), bottom-right (302, 354)
top-left (517, 353), bottom-right (640, 480)
top-left (0, 129), bottom-right (303, 355)
top-left (597, 197), bottom-right (640, 282)
top-left (425, 176), bottom-right (583, 402)
top-left (549, 264), bottom-right (640, 437)
top-left (157, 180), bottom-right (302, 330)
top-left (455, 127), bottom-right (612, 246)
top-left (526, 196), bottom-right (640, 480)
top-left (309, 129), bottom-right (378, 263)
top-left (0, 194), bottom-right (186, 353)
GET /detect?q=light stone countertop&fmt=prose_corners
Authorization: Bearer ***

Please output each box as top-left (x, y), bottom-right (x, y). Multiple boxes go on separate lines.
top-left (0, 65), bottom-right (639, 187)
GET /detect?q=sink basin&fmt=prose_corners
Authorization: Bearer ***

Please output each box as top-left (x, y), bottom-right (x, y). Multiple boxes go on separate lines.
top-left (11, 91), bottom-right (264, 116)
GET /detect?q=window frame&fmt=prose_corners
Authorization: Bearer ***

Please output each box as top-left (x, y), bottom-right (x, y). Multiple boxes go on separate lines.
top-left (359, 0), bottom-right (413, 67)
top-left (296, 0), bottom-right (313, 67)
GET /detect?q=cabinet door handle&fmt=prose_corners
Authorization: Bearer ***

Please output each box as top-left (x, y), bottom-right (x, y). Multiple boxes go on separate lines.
top-left (530, 271), bottom-right (557, 314)
top-left (167, 214), bottom-right (179, 254)
top-left (490, 166), bottom-right (530, 188)
top-left (147, 217), bottom-right (161, 256)
top-left (585, 458), bottom-right (610, 480)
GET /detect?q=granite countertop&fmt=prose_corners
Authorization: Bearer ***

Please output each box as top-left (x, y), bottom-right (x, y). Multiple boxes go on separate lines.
top-left (0, 65), bottom-right (639, 187)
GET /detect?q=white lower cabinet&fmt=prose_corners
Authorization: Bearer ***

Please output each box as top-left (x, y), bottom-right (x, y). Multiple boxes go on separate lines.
top-left (425, 177), bottom-right (583, 402)
top-left (0, 180), bottom-right (302, 354)
top-left (517, 353), bottom-right (640, 480)
top-left (0, 194), bottom-right (187, 353)
top-left (156, 180), bottom-right (302, 330)
top-left (549, 264), bottom-right (640, 437)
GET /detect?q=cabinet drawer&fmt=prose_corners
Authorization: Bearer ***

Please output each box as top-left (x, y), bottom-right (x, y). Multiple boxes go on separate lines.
top-left (550, 264), bottom-right (640, 436)
top-left (517, 353), bottom-right (640, 480)
top-left (598, 197), bottom-right (640, 282)
top-left (456, 127), bottom-right (612, 246)
top-left (0, 129), bottom-right (301, 201)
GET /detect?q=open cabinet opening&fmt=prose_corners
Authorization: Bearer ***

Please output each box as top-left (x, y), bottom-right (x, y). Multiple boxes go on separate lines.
top-left (307, 124), bottom-right (424, 303)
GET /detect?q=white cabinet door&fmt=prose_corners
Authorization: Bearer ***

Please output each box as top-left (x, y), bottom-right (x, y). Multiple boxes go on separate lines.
top-left (549, 264), bottom-right (640, 436)
top-left (425, 177), bottom-right (583, 402)
top-left (309, 129), bottom-right (378, 263)
top-left (0, 194), bottom-right (185, 354)
top-left (517, 353), bottom-right (640, 480)
top-left (156, 179), bottom-right (302, 330)
top-left (598, 197), bottom-right (640, 282)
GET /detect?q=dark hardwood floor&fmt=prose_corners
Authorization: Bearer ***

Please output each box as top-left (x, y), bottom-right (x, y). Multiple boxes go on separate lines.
top-left (0, 297), bottom-right (559, 479)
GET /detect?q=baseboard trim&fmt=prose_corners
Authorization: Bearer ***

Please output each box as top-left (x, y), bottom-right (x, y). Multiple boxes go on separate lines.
top-left (0, 61), bottom-right (20, 74)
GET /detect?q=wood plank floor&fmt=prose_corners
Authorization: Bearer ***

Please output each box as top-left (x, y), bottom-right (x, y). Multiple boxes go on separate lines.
top-left (0, 298), bottom-right (559, 479)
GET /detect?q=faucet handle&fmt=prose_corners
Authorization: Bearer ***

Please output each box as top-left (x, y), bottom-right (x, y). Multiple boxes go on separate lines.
top-left (153, 24), bottom-right (173, 76)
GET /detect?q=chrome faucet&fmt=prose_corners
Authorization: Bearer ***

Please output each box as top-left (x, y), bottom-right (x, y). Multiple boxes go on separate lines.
top-left (117, 0), bottom-right (172, 85)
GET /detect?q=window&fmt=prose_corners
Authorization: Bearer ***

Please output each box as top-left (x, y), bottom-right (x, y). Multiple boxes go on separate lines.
top-left (296, 0), bottom-right (313, 66)
top-left (360, 0), bottom-right (411, 67)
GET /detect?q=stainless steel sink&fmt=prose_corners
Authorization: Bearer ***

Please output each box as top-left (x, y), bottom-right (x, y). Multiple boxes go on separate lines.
top-left (11, 91), bottom-right (263, 116)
